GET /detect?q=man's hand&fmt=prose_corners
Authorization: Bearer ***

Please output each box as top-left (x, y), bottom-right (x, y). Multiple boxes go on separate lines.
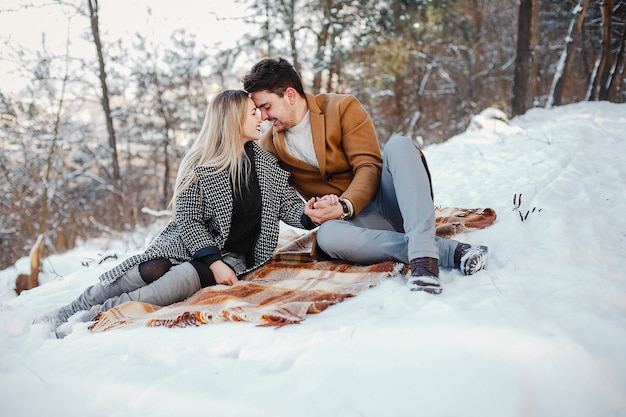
top-left (305, 195), bottom-right (344, 224)
top-left (210, 260), bottom-right (239, 285)
top-left (315, 194), bottom-right (340, 207)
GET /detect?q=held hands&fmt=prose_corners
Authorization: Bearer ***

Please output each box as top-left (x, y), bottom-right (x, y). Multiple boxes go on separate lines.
top-left (210, 260), bottom-right (239, 286)
top-left (304, 194), bottom-right (345, 224)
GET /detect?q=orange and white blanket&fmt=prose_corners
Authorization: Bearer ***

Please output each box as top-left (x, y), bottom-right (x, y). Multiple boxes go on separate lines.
top-left (90, 207), bottom-right (496, 332)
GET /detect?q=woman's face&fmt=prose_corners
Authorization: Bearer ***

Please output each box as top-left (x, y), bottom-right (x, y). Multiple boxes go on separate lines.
top-left (242, 98), bottom-right (262, 143)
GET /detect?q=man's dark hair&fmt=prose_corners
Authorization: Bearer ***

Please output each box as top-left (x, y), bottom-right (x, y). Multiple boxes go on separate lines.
top-left (242, 57), bottom-right (305, 97)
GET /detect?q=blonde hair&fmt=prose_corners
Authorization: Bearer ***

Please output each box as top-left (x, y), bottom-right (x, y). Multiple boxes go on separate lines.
top-left (170, 90), bottom-right (251, 208)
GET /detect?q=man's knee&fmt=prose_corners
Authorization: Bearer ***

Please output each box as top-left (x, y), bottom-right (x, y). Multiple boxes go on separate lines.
top-left (316, 221), bottom-right (349, 256)
top-left (384, 135), bottom-right (415, 155)
top-left (316, 222), bottom-right (337, 251)
top-left (384, 134), bottom-right (433, 199)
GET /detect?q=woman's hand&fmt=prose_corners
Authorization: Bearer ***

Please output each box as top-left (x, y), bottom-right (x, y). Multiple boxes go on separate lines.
top-left (209, 260), bottom-right (239, 285)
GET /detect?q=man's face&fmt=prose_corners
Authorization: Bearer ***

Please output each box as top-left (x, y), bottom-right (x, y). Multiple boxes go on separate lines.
top-left (250, 89), bottom-right (299, 132)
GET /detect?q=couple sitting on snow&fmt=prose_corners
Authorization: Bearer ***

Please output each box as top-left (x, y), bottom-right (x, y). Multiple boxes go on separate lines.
top-left (35, 57), bottom-right (488, 336)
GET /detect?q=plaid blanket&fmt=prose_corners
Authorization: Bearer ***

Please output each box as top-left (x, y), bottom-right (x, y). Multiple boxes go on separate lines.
top-left (433, 206), bottom-right (497, 238)
top-left (90, 207), bottom-right (496, 332)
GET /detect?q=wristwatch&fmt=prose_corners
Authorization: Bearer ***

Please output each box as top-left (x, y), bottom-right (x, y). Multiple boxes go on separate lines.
top-left (339, 200), bottom-right (351, 220)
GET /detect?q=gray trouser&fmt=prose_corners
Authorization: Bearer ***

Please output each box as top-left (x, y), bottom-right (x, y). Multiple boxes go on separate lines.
top-left (315, 135), bottom-right (459, 267)
top-left (69, 262), bottom-right (201, 316)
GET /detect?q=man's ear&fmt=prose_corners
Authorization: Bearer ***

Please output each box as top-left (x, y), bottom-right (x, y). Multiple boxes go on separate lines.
top-left (285, 87), bottom-right (297, 104)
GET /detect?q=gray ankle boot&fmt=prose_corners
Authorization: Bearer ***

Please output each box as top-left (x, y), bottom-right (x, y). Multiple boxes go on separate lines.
top-left (33, 265), bottom-right (146, 332)
top-left (32, 304), bottom-right (78, 330)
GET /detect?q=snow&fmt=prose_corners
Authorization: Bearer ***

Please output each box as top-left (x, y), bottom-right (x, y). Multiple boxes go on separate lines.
top-left (1, 101), bottom-right (625, 417)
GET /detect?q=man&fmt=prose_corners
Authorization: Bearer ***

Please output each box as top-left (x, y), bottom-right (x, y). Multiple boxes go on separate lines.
top-left (242, 57), bottom-right (488, 294)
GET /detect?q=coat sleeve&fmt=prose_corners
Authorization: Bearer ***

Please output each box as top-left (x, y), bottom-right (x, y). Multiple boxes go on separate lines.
top-left (174, 179), bottom-right (222, 259)
top-left (279, 182), bottom-right (314, 230)
top-left (257, 147), bottom-right (312, 231)
top-left (306, 93), bottom-right (382, 217)
top-left (334, 96), bottom-right (382, 216)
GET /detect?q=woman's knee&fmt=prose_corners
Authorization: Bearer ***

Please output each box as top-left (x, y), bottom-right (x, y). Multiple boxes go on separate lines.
top-left (138, 258), bottom-right (172, 284)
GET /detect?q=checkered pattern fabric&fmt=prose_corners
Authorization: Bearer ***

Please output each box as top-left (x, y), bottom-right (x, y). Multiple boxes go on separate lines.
top-left (99, 142), bottom-right (310, 287)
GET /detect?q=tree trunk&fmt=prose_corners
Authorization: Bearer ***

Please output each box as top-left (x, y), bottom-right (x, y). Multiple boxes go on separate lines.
top-left (512, 0), bottom-right (533, 116)
top-left (606, 6), bottom-right (626, 101)
top-left (285, 0), bottom-right (300, 74)
top-left (548, 0), bottom-right (589, 108)
top-left (88, 0), bottom-right (121, 187)
top-left (531, 0), bottom-right (541, 99)
top-left (597, 0), bottom-right (614, 100)
top-left (15, 234), bottom-right (45, 295)
top-left (40, 41), bottom-right (71, 237)
top-left (589, 0), bottom-right (614, 100)
top-left (312, 1), bottom-right (332, 93)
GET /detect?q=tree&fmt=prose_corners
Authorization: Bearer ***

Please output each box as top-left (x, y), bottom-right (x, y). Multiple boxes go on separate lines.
top-left (547, 0), bottom-right (590, 108)
top-left (240, 0), bottom-right (304, 70)
top-left (347, 0), bottom-right (429, 142)
top-left (123, 30), bottom-right (209, 208)
top-left (3, 0), bottom-right (624, 271)
top-left (544, 0), bottom-right (625, 105)
top-left (0, 39), bottom-right (88, 270)
top-left (87, 0), bottom-right (122, 202)
top-left (606, 3), bottom-right (626, 100)
top-left (595, 0), bottom-right (614, 100)
top-left (344, 0), bottom-right (518, 144)
top-left (512, 0), bottom-right (533, 115)
top-left (309, 0), bottom-right (352, 93)
top-left (531, 0), bottom-right (541, 99)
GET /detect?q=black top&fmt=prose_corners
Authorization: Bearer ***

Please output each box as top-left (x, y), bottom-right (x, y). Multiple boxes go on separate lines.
top-left (223, 142), bottom-right (262, 266)
top-left (198, 142), bottom-right (261, 270)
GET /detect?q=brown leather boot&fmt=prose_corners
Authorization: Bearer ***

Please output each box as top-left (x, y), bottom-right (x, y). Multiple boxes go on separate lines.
top-left (407, 257), bottom-right (441, 294)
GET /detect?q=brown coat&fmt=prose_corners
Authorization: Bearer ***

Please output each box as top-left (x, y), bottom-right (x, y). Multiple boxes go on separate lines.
top-left (259, 92), bottom-right (383, 217)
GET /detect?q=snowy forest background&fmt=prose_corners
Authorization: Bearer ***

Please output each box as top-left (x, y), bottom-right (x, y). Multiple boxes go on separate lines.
top-left (1, 0), bottom-right (625, 281)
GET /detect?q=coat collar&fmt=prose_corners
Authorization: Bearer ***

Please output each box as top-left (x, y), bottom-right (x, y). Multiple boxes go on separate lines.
top-left (304, 92), bottom-right (327, 176)
top-left (269, 92), bottom-right (327, 176)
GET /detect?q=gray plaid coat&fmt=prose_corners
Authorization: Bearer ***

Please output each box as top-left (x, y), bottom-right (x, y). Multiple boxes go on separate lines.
top-left (99, 142), bottom-right (311, 286)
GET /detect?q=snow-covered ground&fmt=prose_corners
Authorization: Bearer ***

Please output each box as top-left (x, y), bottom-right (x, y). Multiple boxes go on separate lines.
top-left (1, 101), bottom-right (625, 417)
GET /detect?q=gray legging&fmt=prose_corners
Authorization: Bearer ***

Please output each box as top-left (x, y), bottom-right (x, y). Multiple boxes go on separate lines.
top-left (68, 262), bottom-right (201, 318)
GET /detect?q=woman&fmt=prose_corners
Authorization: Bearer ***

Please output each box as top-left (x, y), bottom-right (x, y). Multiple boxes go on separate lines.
top-left (35, 89), bottom-right (326, 334)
